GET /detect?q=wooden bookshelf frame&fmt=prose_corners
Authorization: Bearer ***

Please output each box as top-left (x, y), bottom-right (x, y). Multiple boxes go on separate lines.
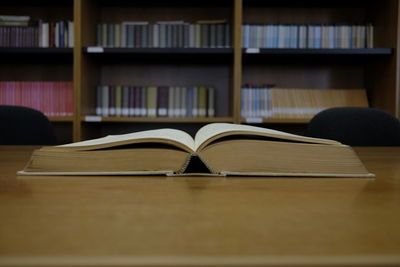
top-left (72, 0), bottom-right (400, 140)
top-left (81, 116), bottom-right (234, 123)
top-left (1, 0), bottom-right (398, 142)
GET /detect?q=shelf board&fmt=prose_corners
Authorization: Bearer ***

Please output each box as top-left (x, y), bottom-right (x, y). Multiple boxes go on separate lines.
top-left (49, 116), bottom-right (74, 122)
top-left (83, 116), bottom-right (234, 123)
top-left (85, 47), bottom-right (233, 55)
top-left (0, 48), bottom-right (73, 63)
top-left (243, 48), bottom-right (393, 55)
top-left (98, 0), bottom-right (232, 7)
top-left (242, 118), bottom-right (311, 124)
top-left (0, 0), bottom-right (72, 6)
top-left (264, 118), bottom-right (311, 124)
top-left (0, 48), bottom-right (73, 54)
top-left (244, 0), bottom-right (369, 8)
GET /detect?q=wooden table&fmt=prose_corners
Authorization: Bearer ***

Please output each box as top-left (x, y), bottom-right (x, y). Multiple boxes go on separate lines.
top-left (0, 146), bottom-right (400, 266)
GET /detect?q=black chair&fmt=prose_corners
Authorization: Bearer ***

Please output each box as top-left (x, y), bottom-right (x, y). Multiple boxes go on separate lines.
top-left (0, 105), bottom-right (57, 145)
top-left (305, 107), bottom-right (400, 146)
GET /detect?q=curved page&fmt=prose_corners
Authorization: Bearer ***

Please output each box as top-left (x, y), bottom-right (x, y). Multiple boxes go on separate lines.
top-left (59, 129), bottom-right (195, 152)
top-left (194, 123), bottom-right (341, 151)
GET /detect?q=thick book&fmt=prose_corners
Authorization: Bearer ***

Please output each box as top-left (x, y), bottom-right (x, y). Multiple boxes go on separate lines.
top-left (18, 123), bottom-right (374, 177)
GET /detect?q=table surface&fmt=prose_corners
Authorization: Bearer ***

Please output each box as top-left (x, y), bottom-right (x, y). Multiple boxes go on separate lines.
top-left (0, 146), bottom-right (400, 267)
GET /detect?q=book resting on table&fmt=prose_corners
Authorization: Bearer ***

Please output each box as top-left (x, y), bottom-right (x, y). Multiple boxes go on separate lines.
top-left (17, 123), bottom-right (374, 177)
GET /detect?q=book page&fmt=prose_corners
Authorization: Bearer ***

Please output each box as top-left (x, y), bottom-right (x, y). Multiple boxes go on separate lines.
top-left (194, 123), bottom-right (340, 151)
top-left (60, 129), bottom-right (195, 152)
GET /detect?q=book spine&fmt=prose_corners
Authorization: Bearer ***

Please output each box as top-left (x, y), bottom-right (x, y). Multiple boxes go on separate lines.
top-left (115, 85), bottom-right (122, 116)
top-left (128, 86), bottom-right (135, 116)
top-left (195, 24), bottom-right (201, 48)
top-left (120, 23), bottom-right (126, 48)
top-left (168, 86), bottom-right (175, 117)
top-left (192, 86), bottom-right (198, 117)
top-left (157, 86), bottom-right (168, 117)
top-left (68, 21), bottom-right (74, 48)
top-left (55, 21), bottom-right (60, 47)
top-left (207, 87), bottom-right (215, 117)
top-left (102, 85), bottom-right (109, 116)
top-left (198, 86), bottom-right (207, 117)
top-left (101, 23), bottom-right (107, 47)
top-left (159, 23), bottom-right (166, 48)
top-left (139, 86), bottom-right (148, 117)
top-left (153, 24), bottom-right (159, 48)
top-left (96, 85), bottom-right (102, 115)
top-left (180, 87), bottom-right (187, 117)
top-left (147, 86), bottom-right (156, 117)
top-left (174, 86), bottom-right (181, 117)
top-left (109, 85), bottom-right (116, 116)
top-left (148, 24), bottom-right (153, 48)
top-left (122, 85), bottom-right (129, 116)
top-left (135, 86), bottom-right (141, 116)
top-left (186, 86), bottom-right (193, 117)
top-left (115, 24), bottom-right (121, 47)
top-left (44, 22), bottom-right (49, 47)
top-left (367, 24), bottom-right (374, 48)
top-left (127, 24), bottom-right (134, 48)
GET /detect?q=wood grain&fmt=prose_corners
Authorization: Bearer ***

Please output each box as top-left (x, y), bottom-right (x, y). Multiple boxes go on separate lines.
top-left (0, 146), bottom-right (399, 266)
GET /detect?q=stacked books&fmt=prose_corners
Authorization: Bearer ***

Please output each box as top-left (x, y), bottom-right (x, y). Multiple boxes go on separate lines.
top-left (241, 86), bottom-right (369, 119)
top-left (96, 85), bottom-right (215, 118)
top-left (0, 15), bottom-right (74, 48)
top-left (0, 81), bottom-right (74, 116)
top-left (0, 15), bottom-right (30, 26)
top-left (96, 20), bottom-right (231, 48)
top-left (242, 24), bottom-right (373, 49)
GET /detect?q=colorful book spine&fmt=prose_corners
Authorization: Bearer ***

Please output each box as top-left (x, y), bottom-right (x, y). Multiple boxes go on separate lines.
top-left (122, 85), bottom-right (129, 116)
top-left (0, 81), bottom-right (73, 116)
top-left (157, 86), bottom-right (168, 117)
top-left (241, 84), bottom-right (273, 118)
top-left (241, 86), bottom-right (369, 119)
top-left (95, 20), bottom-right (231, 48)
top-left (242, 23), bottom-right (374, 49)
top-left (95, 84), bottom-right (216, 118)
top-left (147, 86), bottom-right (157, 117)
top-left (0, 19), bottom-right (74, 48)
top-left (198, 86), bottom-right (207, 117)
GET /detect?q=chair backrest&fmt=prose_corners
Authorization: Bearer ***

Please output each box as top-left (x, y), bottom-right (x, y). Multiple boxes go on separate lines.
top-left (0, 105), bottom-right (57, 145)
top-left (305, 107), bottom-right (400, 146)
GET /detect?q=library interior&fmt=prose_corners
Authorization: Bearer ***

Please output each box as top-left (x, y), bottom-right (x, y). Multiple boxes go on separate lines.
top-left (0, 0), bottom-right (400, 266)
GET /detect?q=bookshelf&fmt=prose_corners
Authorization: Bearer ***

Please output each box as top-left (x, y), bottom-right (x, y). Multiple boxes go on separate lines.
top-left (2, 0), bottom-right (399, 142)
top-left (75, 0), bottom-right (236, 141)
top-left (0, 0), bottom-right (73, 143)
top-left (241, 0), bottom-right (399, 127)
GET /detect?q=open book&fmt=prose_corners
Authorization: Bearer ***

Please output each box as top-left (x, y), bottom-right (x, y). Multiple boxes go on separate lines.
top-left (18, 123), bottom-right (374, 177)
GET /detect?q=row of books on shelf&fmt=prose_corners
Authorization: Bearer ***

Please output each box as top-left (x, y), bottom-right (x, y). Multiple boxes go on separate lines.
top-left (96, 20), bottom-right (231, 48)
top-left (241, 86), bottom-right (369, 119)
top-left (0, 15), bottom-right (375, 50)
top-left (0, 81), bottom-right (73, 116)
top-left (0, 15), bottom-right (73, 47)
top-left (96, 85), bottom-right (216, 118)
top-left (0, 82), bottom-right (370, 120)
top-left (242, 24), bottom-right (373, 49)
